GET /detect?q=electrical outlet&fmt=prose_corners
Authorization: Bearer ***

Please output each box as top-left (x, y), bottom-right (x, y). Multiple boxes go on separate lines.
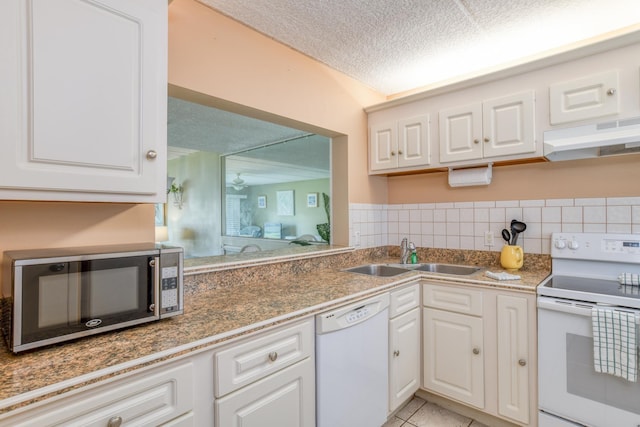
top-left (354, 231), bottom-right (361, 246)
top-left (484, 231), bottom-right (494, 247)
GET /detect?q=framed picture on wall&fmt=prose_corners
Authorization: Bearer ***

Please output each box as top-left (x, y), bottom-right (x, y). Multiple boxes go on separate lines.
top-left (257, 195), bottom-right (267, 208)
top-left (276, 190), bottom-right (295, 216)
top-left (307, 193), bottom-right (318, 208)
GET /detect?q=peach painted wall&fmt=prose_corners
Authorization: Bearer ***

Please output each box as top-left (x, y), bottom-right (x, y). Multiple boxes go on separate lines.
top-left (0, 202), bottom-right (154, 272)
top-left (388, 155), bottom-right (640, 204)
top-left (167, 0), bottom-right (387, 207)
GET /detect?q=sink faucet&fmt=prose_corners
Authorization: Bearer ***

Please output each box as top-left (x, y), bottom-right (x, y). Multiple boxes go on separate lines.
top-left (400, 238), bottom-right (410, 264)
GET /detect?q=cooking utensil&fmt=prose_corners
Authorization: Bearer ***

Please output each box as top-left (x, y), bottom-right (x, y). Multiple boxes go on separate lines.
top-left (510, 220), bottom-right (527, 245)
top-left (501, 229), bottom-right (511, 243)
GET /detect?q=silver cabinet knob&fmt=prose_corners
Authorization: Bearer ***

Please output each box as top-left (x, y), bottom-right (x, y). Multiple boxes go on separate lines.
top-left (107, 416), bottom-right (123, 427)
top-left (393, 350), bottom-right (400, 357)
top-left (472, 347), bottom-right (480, 355)
top-left (268, 351), bottom-right (278, 362)
top-left (146, 150), bottom-right (158, 160)
top-left (519, 359), bottom-right (527, 366)
top-left (390, 151), bottom-right (396, 156)
top-left (606, 88), bottom-right (616, 96)
top-left (483, 137), bottom-right (489, 143)
top-left (473, 139), bottom-right (479, 144)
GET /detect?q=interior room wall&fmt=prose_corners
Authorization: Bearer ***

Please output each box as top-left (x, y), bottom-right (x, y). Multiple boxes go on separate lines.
top-left (168, 0), bottom-right (388, 246)
top-left (246, 179), bottom-right (331, 239)
top-left (166, 151), bottom-right (222, 257)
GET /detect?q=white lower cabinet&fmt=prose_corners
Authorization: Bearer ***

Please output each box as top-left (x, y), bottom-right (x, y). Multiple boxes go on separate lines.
top-left (422, 283), bottom-right (536, 426)
top-left (214, 318), bottom-right (316, 427)
top-left (389, 283), bottom-right (421, 413)
top-left (0, 360), bottom-right (195, 427)
top-left (423, 307), bottom-right (485, 409)
top-left (496, 294), bottom-right (531, 424)
top-left (216, 358), bottom-right (315, 427)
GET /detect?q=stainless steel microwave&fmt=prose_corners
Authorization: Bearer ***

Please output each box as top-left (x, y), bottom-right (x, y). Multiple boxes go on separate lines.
top-left (1, 243), bottom-right (183, 353)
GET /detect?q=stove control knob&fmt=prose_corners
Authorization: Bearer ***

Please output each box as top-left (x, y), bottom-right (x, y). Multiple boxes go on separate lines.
top-left (554, 239), bottom-right (567, 249)
top-left (568, 240), bottom-right (579, 250)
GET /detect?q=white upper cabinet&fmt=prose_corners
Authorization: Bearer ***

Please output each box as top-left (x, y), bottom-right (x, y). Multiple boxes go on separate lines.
top-left (439, 91), bottom-right (536, 164)
top-left (0, 0), bottom-right (167, 202)
top-left (549, 70), bottom-right (620, 125)
top-left (370, 115), bottom-right (430, 172)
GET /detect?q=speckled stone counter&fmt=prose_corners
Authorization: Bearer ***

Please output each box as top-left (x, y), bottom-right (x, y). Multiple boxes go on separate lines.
top-left (0, 246), bottom-right (550, 415)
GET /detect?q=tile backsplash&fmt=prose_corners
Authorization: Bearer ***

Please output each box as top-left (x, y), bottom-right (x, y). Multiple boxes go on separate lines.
top-left (349, 197), bottom-right (640, 254)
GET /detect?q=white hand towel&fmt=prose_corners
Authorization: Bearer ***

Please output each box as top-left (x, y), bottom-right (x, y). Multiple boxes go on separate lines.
top-left (618, 273), bottom-right (640, 286)
top-left (592, 307), bottom-right (638, 382)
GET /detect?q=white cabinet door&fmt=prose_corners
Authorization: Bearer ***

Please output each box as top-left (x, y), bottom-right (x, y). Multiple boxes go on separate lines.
top-left (0, 0), bottom-right (166, 202)
top-left (389, 307), bottom-right (421, 412)
top-left (216, 358), bottom-right (315, 427)
top-left (496, 294), bottom-right (530, 425)
top-left (370, 116), bottom-right (429, 172)
top-left (439, 103), bottom-right (483, 163)
top-left (423, 308), bottom-right (484, 409)
top-left (549, 70), bottom-right (619, 125)
top-left (439, 92), bottom-right (535, 164)
top-left (398, 115), bottom-right (430, 168)
top-left (370, 121), bottom-right (397, 171)
top-left (482, 91), bottom-right (535, 158)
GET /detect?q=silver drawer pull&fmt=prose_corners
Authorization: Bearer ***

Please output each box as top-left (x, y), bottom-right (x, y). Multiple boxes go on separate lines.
top-left (606, 88), bottom-right (616, 96)
top-left (519, 359), bottom-right (527, 366)
top-left (268, 351), bottom-right (278, 362)
top-left (393, 350), bottom-right (400, 357)
top-left (107, 416), bottom-right (123, 427)
top-left (472, 347), bottom-right (480, 355)
top-left (146, 150), bottom-right (158, 160)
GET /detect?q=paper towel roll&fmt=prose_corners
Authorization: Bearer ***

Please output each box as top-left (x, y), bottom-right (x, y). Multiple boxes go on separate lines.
top-left (448, 164), bottom-right (492, 187)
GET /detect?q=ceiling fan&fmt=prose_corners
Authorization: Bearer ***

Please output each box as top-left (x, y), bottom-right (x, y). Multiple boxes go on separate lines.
top-left (231, 173), bottom-right (249, 191)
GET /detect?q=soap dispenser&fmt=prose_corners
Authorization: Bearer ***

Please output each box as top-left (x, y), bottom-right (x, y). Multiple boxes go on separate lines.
top-left (409, 242), bottom-right (417, 264)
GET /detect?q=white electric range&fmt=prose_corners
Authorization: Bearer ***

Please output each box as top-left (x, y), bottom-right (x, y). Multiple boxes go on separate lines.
top-left (537, 232), bottom-right (640, 426)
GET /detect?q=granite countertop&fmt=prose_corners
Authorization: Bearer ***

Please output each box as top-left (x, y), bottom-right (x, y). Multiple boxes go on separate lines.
top-left (0, 247), bottom-right (550, 415)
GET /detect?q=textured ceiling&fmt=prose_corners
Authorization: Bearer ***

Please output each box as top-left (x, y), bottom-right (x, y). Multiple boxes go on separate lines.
top-left (168, 97), bottom-right (330, 187)
top-left (197, 0), bottom-right (640, 95)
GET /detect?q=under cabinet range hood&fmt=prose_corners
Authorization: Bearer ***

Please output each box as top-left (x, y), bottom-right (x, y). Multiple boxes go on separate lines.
top-left (544, 116), bottom-right (640, 161)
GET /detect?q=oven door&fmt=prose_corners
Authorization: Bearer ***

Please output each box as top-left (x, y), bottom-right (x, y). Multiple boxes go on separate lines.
top-left (16, 254), bottom-right (159, 351)
top-left (538, 296), bottom-right (640, 427)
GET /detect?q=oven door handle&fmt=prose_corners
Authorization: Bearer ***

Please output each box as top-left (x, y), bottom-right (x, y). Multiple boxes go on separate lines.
top-left (538, 296), bottom-right (596, 317)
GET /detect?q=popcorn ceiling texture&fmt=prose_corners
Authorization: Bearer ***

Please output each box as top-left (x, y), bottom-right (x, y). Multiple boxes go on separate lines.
top-left (196, 0), bottom-right (640, 94)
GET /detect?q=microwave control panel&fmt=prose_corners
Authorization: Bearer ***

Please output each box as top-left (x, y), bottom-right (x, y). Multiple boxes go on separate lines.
top-left (159, 249), bottom-right (183, 317)
top-left (161, 266), bottom-right (179, 311)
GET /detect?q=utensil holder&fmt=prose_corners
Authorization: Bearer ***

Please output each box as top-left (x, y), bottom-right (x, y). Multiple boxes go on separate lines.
top-left (500, 245), bottom-right (523, 270)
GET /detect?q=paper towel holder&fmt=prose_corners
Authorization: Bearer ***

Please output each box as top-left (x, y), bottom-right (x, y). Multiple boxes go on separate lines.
top-left (448, 163), bottom-right (493, 187)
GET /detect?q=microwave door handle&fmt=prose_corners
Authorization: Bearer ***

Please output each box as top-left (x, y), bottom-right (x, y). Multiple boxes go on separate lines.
top-left (151, 256), bottom-right (160, 317)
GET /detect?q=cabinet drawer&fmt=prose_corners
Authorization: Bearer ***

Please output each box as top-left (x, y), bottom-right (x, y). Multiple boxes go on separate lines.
top-left (215, 319), bottom-right (314, 397)
top-left (423, 284), bottom-right (483, 316)
top-left (3, 361), bottom-right (193, 427)
top-left (390, 283), bottom-right (420, 318)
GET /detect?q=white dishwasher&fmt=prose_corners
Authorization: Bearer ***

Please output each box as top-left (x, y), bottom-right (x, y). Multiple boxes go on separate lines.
top-left (316, 293), bottom-right (390, 427)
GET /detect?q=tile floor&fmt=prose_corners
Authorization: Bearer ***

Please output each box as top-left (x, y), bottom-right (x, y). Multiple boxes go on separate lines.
top-left (383, 397), bottom-right (488, 427)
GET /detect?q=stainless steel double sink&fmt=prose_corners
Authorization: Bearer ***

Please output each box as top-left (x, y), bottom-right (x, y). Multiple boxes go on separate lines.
top-left (344, 263), bottom-right (481, 277)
